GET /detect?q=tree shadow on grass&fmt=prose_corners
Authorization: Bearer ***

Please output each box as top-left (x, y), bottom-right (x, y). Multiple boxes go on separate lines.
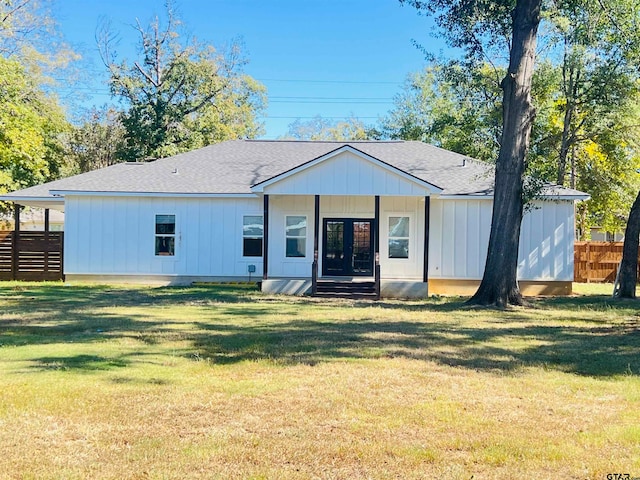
top-left (0, 283), bottom-right (270, 348)
top-left (32, 354), bottom-right (131, 372)
top-left (533, 294), bottom-right (639, 312)
top-left (2, 283), bottom-right (638, 377)
top-left (0, 310), bottom-right (189, 348)
top-left (189, 316), bottom-right (640, 377)
top-left (1, 282), bottom-right (259, 310)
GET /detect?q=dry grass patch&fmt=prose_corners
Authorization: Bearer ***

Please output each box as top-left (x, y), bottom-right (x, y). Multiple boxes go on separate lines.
top-left (0, 282), bottom-right (639, 479)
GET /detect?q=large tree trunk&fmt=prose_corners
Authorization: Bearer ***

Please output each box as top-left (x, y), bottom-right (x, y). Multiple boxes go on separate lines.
top-left (615, 190), bottom-right (640, 299)
top-left (467, 0), bottom-right (542, 307)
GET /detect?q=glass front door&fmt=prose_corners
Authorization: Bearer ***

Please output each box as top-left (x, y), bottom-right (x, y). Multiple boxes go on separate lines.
top-left (322, 219), bottom-right (373, 276)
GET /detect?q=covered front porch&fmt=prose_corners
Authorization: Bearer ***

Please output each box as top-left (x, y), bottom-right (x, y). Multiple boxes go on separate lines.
top-left (251, 146), bottom-right (442, 299)
top-left (248, 145), bottom-right (441, 299)
top-left (259, 193), bottom-right (434, 299)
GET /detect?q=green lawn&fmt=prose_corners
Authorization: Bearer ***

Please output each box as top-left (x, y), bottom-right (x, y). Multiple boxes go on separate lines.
top-left (0, 282), bottom-right (638, 479)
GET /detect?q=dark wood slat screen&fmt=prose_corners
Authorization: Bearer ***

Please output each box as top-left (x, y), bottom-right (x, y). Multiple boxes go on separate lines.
top-left (0, 231), bottom-right (13, 278)
top-left (0, 231), bottom-right (64, 281)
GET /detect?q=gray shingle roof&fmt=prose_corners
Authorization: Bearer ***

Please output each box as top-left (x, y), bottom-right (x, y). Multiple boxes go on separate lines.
top-left (1, 140), bottom-right (588, 199)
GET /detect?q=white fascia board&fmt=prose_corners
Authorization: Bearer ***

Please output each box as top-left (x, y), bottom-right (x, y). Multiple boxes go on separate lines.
top-left (437, 194), bottom-right (590, 201)
top-left (0, 196), bottom-right (65, 211)
top-left (49, 190), bottom-right (257, 198)
top-left (542, 194), bottom-right (591, 201)
top-left (437, 195), bottom-right (493, 200)
top-left (251, 145), bottom-right (444, 195)
top-left (531, 193), bottom-right (591, 202)
top-left (0, 195), bottom-right (63, 203)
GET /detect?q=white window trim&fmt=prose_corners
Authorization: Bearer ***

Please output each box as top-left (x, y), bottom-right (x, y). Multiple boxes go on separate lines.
top-left (154, 213), bottom-right (177, 259)
top-left (242, 214), bottom-right (264, 258)
top-left (385, 213), bottom-right (413, 261)
top-left (284, 214), bottom-right (308, 260)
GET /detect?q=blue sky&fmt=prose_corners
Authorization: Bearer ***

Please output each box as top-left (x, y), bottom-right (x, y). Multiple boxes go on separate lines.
top-left (52, 0), bottom-right (445, 138)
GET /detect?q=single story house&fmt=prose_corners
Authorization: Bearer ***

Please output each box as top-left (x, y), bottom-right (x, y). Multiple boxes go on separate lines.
top-left (0, 140), bottom-right (588, 297)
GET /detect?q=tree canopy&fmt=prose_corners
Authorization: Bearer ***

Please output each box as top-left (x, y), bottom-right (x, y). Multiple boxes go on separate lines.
top-left (380, 63), bottom-right (503, 161)
top-left (381, 58), bottom-right (640, 237)
top-left (0, 1), bottom-right (71, 213)
top-left (399, 0), bottom-right (640, 303)
top-left (394, 1), bottom-right (640, 231)
top-left (63, 107), bottom-right (126, 175)
top-left (98, 6), bottom-right (266, 161)
top-left (1, 0), bottom-right (72, 60)
top-left (0, 57), bottom-right (68, 194)
top-left (282, 115), bottom-right (372, 141)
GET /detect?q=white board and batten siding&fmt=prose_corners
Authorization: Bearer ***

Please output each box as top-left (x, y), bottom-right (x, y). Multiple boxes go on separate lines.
top-left (429, 198), bottom-right (492, 280)
top-left (64, 193), bottom-right (426, 281)
top-left (267, 195), bottom-right (426, 280)
top-left (64, 195), bottom-right (264, 278)
top-left (261, 151), bottom-right (433, 197)
top-left (267, 195), bottom-right (314, 278)
top-left (63, 193), bottom-right (576, 284)
top-left (379, 196), bottom-right (425, 280)
top-left (518, 200), bottom-right (575, 281)
top-left (429, 198), bottom-right (576, 281)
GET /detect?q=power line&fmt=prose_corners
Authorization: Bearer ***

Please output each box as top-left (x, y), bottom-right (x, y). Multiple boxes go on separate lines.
top-left (270, 96), bottom-right (392, 101)
top-left (258, 78), bottom-right (402, 85)
top-left (258, 116), bottom-right (381, 120)
top-left (56, 88), bottom-right (394, 101)
top-left (270, 100), bottom-right (392, 104)
top-left (55, 75), bottom-right (404, 86)
top-left (55, 77), bottom-right (403, 95)
top-left (56, 89), bottom-right (394, 105)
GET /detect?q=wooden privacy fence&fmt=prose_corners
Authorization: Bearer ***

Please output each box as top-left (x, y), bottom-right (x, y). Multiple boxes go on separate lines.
top-left (574, 241), bottom-right (640, 283)
top-left (0, 231), bottom-right (64, 281)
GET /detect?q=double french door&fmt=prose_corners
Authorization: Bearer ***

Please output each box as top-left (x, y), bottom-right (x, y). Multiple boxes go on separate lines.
top-left (322, 218), bottom-right (373, 276)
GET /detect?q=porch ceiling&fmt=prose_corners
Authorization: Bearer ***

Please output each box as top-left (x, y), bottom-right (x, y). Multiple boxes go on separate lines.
top-left (3, 196), bottom-right (65, 211)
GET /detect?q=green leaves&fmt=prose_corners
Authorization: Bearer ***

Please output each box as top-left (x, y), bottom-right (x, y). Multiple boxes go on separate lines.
top-left (283, 115), bottom-right (371, 141)
top-left (380, 62), bottom-right (503, 162)
top-left (0, 57), bottom-right (68, 200)
top-left (397, 0), bottom-right (640, 236)
top-left (0, 0), bottom-right (76, 214)
top-left (401, 0), bottom-right (515, 62)
top-left (100, 8), bottom-right (266, 161)
top-left (63, 107), bottom-right (126, 175)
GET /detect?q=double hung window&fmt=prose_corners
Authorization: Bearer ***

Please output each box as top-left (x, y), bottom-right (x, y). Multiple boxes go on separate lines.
top-left (155, 215), bottom-right (176, 256)
top-left (243, 215), bottom-right (263, 257)
top-left (285, 216), bottom-right (306, 257)
top-left (388, 216), bottom-right (410, 259)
